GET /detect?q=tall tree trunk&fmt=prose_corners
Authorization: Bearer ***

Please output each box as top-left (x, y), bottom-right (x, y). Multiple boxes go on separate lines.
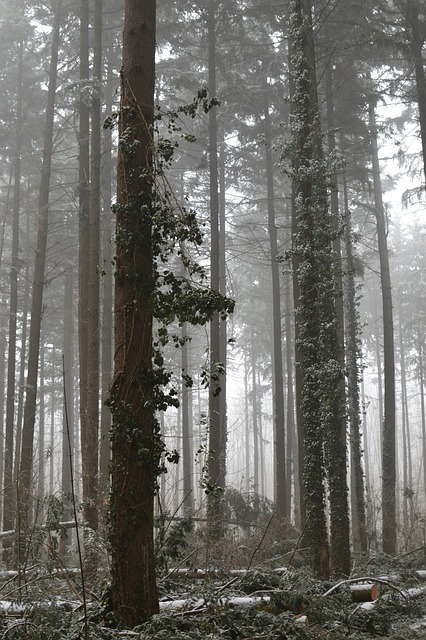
top-left (342, 179), bottom-right (367, 552)
top-left (49, 383), bottom-right (56, 495)
top-left (18, 2), bottom-right (61, 533)
top-left (78, 0), bottom-right (91, 527)
top-left (218, 129), bottom-right (227, 496)
top-left (287, 0), bottom-right (350, 577)
top-left (207, 0), bottom-right (226, 537)
top-left (251, 334), bottom-right (259, 494)
top-left (60, 272), bottom-right (74, 557)
top-left (109, 0), bottom-right (159, 625)
top-left (369, 99), bottom-right (397, 556)
top-left (244, 351), bottom-right (250, 494)
top-left (99, 35), bottom-right (115, 489)
top-left (263, 87), bottom-right (287, 519)
top-left (84, 0), bottom-right (102, 533)
top-left (13, 234), bottom-right (30, 497)
top-left (418, 338), bottom-right (426, 508)
top-left (3, 37), bottom-right (24, 544)
top-left (285, 269), bottom-right (295, 522)
top-left (37, 337), bottom-right (45, 519)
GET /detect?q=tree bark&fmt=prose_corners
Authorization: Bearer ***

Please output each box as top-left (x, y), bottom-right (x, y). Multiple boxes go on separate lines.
top-left (84, 0), bottom-right (102, 533)
top-left (109, 0), bottom-right (159, 625)
top-left (342, 178), bottom-right (367, 553)
top-left (78, 0), bottom-right (91, 527)
top-left (99, 33), bottom-right (115, 489)
top-left (368, 99), bottom-right (397, 556)
top-left (3, 37), bottom-right (23, 545)
top-left (287, 0), bottom-right (350, 577)
top-left (60, 272), bottom-right (74, 558)
top-left (263, 87), bottom-right (287, 520)
top-left (207, 0), bottom-right (226, 538)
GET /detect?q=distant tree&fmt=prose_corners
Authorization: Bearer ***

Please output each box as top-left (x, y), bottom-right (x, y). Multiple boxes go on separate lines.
top-left (18, 0), bottom-right (61, 534)
top-left (368, 97), bottom-right (397, 555)
top-left (3, 34), bottom-right (23, 546)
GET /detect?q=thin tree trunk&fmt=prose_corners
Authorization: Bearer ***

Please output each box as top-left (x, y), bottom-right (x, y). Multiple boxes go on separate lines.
top-left (369, 99), bottom-right (397, 555)
top-left (13, 235), bottom-right (30, 499)
top-left (78, 0), bottom-right (90, 527)
top-left (418, 339), bottom-right (426, 509)
top-left (84, 0), bottom-right (102, 532)
top-left (285, 270), bottom-right (295, 522)
top-left (251, 334), bottom-right (259, 494)
top-left (207, 0), bottom-right (226, 537)
top-left (37, 338), bottom-right (45, 517)
top-left (244, 352), bottom-right (250, 494)
top-left (181, 323), bottom-right (193, 515)
top-left (60, 272), bottom-right (74, 558)
top-left (3, 37), bottom-right (24, 543)
top-left (263, 87), bottom-right (287, 519)
top-left (342, 179), bottom-right (367, 552)
top-left (49, 384), bottom-right (55, 495)
top-left (18, 2), bottom-right (61, 532)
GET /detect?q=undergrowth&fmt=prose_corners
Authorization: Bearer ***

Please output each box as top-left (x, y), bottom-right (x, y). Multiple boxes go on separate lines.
top-left (2, 503), bottom-right (426, 639)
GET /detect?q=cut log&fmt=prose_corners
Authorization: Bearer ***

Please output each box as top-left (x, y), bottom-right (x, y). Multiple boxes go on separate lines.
top-left (350, 583), bottom-right (378, 602)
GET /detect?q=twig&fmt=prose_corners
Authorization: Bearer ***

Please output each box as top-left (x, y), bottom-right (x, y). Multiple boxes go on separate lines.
top-left (165, 548), bottom-right (199, 580)
top-left (395, 546), bottom-right (425, 561)
top-left (288, 511), bottom-right (311, 570)
top-left (247, 511), bottom-right (276, 571)
top-left (63, 355), bottom-right (88, 640)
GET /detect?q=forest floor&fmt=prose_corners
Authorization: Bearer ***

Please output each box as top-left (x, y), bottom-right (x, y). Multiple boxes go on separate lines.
top-left (1, 526), bottom-right (426, 640)
top-left (2, 560), bottom-right (426, 639)
top-left (0, 552), bottom-right (426, 640)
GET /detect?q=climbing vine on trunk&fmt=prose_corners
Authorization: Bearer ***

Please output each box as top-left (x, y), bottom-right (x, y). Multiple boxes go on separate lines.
top-left (108, 79), bottom-right (234, 626)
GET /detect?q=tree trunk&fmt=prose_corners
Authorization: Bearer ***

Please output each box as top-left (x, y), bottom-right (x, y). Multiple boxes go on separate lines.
top-left (244, 352), bottom-right (250, 494)
top-left (181, 323), bottom-right (194, 515)
top-left (405, 0), bottom-right (426, 184)
top-left (109, 0), bottom-right (159, 625)
top-left (60, 272), bottom-right (74, 558)
top-left (37, 340), bottom-right (45, 513)
top-left (83, 0), bottom-right (102, 533)
top-left (369, 99), bottom-right (397, 556)
top-left (284, 267), bottom-right (295, 522)
top-left (207, 0), bottom-right (226, 538)
top-left (3, 37), bottom-right (23, 545)
top-left (342, 178), bottom-right (367, 553)
top-left (78, 0), bottom-right (91, 527)
top-left (263, 87), bottom-right (287, 520)
top-left (251, 334), bottom-right (259, 494)
top-left (99, 34), bottom-right (115, 490)
top-left (418, 338), bottom-right (426, 508)
top-left (287, 0), bottom-right (350, 577)
top-left (18, 1), bottom-right (61, 533)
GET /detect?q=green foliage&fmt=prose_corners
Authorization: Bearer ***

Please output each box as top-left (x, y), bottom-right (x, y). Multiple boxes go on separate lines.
top-left (109, 90), bottom-right (234, 487)
top-left (223, 488), bottom-right (274, 529)
top-left (155, 515), bottom-right (194, 572)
